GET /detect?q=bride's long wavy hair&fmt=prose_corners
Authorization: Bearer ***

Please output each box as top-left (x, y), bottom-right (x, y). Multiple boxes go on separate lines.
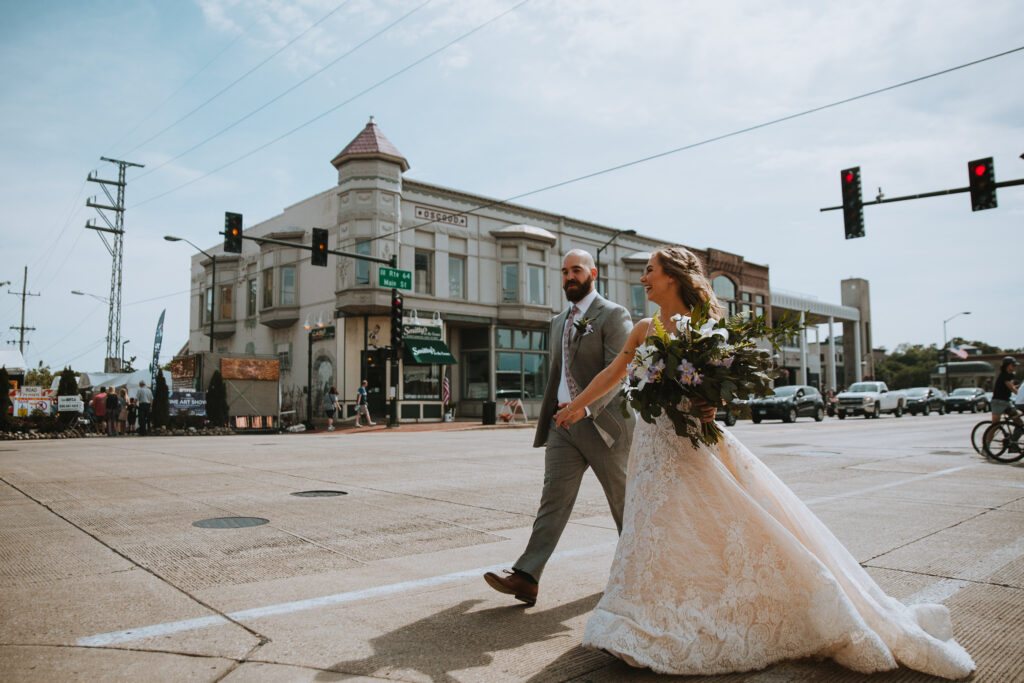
top-left (655, 245), bottom-right (725, 319)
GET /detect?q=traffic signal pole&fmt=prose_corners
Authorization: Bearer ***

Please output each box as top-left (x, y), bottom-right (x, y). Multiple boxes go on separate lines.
top-left (821, 177), bottom-right (1024, 213)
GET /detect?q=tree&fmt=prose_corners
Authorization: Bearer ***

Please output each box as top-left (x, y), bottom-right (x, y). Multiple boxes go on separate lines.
top-left (152, 372), bottom-right (170, 429)
top-left (206, 370), bottom-right (229, 427)
top-left (24, 361), bottom-right (54, 388)
top-left (56, 367), bottom-right (78, 396)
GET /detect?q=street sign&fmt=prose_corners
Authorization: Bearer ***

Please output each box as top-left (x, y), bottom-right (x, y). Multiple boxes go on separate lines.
top-left (379, 267), bottom-right (412, 290)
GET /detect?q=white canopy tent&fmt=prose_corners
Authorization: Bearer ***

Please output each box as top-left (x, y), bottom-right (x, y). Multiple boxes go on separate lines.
top-left (50, 369), bottom-right (172, 399)
top-left (0, 349), bottom-right (29, 374)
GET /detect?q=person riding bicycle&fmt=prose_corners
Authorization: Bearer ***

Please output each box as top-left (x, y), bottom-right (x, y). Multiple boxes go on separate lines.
top-left (991, 356), bottom-right (1023, 448)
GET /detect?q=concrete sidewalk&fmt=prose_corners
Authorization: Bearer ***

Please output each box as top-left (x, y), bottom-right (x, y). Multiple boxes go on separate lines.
top-left (1, 413), bottom-right (1021, 681)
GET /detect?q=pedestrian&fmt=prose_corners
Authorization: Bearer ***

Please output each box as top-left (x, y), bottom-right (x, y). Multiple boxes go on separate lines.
top-left (91, 387), bottom-right (107, 435)
top-left (137, 380), bottom-right (153, 436)
top-left (324, 386), bottom-right (340, 431)
top-left (105, 387), bottom-right (119, 436)
top-left (483, 248), bottom-right (634, 606)
top-left (126, 397), bottom-right (137, 435)
top-left (354, 379), bottom-right (375, 427)
top-left (117, 388), bottom-right (129, 435)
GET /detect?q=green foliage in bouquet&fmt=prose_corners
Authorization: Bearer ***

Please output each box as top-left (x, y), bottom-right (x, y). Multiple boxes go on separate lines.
top-left (621, 301), bottom-right (806, 447)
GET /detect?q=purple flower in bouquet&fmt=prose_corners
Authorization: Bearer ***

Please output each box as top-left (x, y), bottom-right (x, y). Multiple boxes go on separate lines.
top-left (710, 355), bottom-right (735, 368)
top-left (676, 359), bottom-right (702, 386)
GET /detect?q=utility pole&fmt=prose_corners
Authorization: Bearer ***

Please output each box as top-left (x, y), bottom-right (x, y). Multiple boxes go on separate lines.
top-left (86, 156), bottom-right (143, 372)
top-left (7, 266), bottom-right (39, 353)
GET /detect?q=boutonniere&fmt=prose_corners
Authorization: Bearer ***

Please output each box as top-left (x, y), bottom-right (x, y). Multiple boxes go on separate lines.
top-left (573, 316), bottom-right (595, 338)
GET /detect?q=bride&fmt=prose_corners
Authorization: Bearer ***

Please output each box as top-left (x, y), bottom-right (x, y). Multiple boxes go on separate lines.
top-left (553, 245), bottom-right (975, 679)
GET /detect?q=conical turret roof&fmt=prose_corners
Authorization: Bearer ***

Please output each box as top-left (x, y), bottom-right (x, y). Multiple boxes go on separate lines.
top-left (331, 117), bottom-right (409, 171)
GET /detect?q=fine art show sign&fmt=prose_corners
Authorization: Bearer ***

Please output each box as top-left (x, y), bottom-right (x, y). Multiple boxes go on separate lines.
top-left (414, 206), bottom-right (467, 227)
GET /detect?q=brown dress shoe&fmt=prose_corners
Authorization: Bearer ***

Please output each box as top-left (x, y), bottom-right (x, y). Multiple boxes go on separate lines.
top-left (483, 569), bottom-right (538, 606)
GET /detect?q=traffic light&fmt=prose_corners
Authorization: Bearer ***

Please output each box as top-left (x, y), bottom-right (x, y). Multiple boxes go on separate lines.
top-left (224, 212), bottom-right (243, 253)
top-left (390, 289), bottom-right (404, 350)
top-left (967, 157), bottom-right (997, 211)
top-left (311, 228), bottom-right (328, 266)
top-left (840, 167), bottom-right (864, 239)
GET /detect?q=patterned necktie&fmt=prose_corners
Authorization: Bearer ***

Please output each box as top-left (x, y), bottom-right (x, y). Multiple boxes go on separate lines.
top-left (563, 304), bottom-right (580, 399)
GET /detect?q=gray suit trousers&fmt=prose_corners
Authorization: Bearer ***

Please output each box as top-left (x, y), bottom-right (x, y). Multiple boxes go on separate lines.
top-left (514, 416), bottom-right (629, 581)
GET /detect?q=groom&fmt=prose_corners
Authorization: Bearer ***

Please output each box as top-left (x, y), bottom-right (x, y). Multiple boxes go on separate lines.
top-left (484, 249), bottom-right (635, 606)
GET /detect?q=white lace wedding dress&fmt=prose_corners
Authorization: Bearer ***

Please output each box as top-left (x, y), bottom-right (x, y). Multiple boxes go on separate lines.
top-left (582, 414), bottom-right (976, 678)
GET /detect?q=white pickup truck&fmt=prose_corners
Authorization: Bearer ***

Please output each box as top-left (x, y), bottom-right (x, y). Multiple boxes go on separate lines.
top-left (835, 381), bottom-right (905, 419)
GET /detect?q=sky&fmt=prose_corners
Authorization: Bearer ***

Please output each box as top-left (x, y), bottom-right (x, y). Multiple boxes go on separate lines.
top-left (1, 0), bottom-right (1022, 374)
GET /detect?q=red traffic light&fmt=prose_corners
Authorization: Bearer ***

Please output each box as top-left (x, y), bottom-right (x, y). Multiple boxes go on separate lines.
top-left (973, 163), bottom-right (986, 177)
top-left (844, 171), bottom-right (854, 183)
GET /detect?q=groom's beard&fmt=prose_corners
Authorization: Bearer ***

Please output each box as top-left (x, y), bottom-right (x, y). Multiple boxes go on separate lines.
top-left (563, 274), bottom-right (594, 303)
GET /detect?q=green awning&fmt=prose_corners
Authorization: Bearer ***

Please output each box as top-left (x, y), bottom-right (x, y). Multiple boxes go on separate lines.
top-left (403, 339), bottom-right (457, 364)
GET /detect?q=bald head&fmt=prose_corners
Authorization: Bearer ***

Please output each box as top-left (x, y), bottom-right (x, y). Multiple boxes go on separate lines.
top-left (561, 249), bottom-right (597, 303)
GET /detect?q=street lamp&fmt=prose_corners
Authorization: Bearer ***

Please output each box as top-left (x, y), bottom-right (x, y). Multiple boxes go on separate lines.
top-left (595, 229), bottom-right (636, 298)
top-left (303, 313), bottom-right (326, 430)
top-left (165, 235), bottom-right (216, 352)
top-left (71, 290), bottom-right (109, 303)
top-left (942, 311), bottom-right (971, 392)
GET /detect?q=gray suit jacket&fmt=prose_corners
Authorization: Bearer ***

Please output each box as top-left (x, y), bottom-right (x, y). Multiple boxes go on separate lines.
top-left (533, 294), bottom-right (635, 449)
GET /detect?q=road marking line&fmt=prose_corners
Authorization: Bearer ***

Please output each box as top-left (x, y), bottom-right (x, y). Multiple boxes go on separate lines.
top-left (77, 541), bottom-right (617, 647)
top-left (905, 537), bottom-right (1024, 604)
top-left (804, 465), bottom-right (973, 505)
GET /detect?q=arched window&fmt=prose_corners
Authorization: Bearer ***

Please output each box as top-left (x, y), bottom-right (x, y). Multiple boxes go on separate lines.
top-left (712, 275), bottom-right (737, 315)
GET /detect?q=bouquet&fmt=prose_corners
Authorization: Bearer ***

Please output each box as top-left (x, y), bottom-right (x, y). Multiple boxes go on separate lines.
top-left (621, 301), bottom-right (805, 447)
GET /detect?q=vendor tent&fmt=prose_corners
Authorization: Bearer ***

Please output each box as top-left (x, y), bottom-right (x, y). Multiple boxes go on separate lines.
top-left (0, 349), bottom-right (28, 374)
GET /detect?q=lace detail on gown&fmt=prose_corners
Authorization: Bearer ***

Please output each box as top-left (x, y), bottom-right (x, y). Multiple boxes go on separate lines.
top-left (582, 415), bottom-right (975, 679)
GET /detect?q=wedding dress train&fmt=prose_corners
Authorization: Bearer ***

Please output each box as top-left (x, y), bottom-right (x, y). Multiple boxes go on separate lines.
top-left (582, 416), bottom-right (975, 679)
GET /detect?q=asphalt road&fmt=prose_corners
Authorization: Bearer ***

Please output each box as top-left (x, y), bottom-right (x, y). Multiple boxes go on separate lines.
top-left (1, 412), bottom-right (1021, 682)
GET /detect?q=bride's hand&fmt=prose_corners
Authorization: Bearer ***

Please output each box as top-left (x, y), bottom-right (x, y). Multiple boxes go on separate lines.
top-left (554, 401), bottom-right (586, 428)
top-left (691, 398), bottom-right (718, 423)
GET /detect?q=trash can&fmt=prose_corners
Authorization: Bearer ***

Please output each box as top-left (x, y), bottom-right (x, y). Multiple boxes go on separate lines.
top-left (482, 400), bottom-right (496, 425)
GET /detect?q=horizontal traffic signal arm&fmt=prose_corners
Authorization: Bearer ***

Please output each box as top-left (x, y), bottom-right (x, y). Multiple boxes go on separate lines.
top-left (821, 177), bottom-right (1024, 212)
top-left (221, 231), bottom-right (397, 267)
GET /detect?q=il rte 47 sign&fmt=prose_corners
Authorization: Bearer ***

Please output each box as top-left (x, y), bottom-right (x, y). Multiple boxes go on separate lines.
top-left (379, 266), bottom-right (412, 290)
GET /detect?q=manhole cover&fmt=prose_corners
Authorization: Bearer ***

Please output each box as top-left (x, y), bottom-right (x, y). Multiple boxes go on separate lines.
top-left (193, 517), bottom-right (269, 529)
top-left (291, 490), bottom-right (348, 497)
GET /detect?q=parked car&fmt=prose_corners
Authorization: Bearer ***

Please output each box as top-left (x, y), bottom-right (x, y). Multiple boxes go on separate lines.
top-left (903, 387), bottom-right (947, 416)
top-left (944, 387), bottom-right (988, 413)
top-left (715, 399), bottom-right (748, 427)
top-left (835, 381), bottom-right (905, 419)
top-left (749, 385), bottom-right (825, 423)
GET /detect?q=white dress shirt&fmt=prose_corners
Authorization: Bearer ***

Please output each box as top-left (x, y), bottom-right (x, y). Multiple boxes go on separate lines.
top-left (557, 289), bottom-right (599, 406)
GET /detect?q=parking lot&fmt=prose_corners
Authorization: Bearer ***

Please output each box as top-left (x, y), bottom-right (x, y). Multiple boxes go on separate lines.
top-left (2, 412), bottom-right (1022, 681)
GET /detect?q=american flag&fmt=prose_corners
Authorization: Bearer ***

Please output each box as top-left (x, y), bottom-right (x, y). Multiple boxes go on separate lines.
top-left (442, 373), bottom-right (450, 405)
top-left (949, 345), bottom-right (968, 360)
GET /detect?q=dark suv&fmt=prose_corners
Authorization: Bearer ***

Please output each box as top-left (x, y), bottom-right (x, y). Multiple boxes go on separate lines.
top-left (749, 385), bottom-right (825, 423)
top-left (903, 387), bottom-right (947, 416)
top-left (944, 387), bottom-right (989, 413)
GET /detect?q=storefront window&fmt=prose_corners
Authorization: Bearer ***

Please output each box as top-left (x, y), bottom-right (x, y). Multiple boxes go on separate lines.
top-left (501, 263), bottom-right (518, 302)
top-left (404, 363), bottom-right (441, 400)
top-left (415, 250), bottom-right (433, 295)
top-left (204, 288), bottom-right (212, 323)
top-left (449, 255), bottom-right (465, 299)
top-left (496, 327), bottom-right (549, 399)
top-left (280, 266), bottom-right (296, 306)
top-left (356, 240), bottom-right (370, 285)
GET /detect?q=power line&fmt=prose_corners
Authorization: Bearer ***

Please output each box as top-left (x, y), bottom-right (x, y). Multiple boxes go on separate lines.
top-left (130, 0), bottom-right (533, 209)
top-left (121, 0), bottom-right (357, 157)
top-left (339, 44), bottom-right (1024, 251)
top-left (133, 0), bottom-right (432, 182)
top-left (106, 14), bottom-right (257, 157)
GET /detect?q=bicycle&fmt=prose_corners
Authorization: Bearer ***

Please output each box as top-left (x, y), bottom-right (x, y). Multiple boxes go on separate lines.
top-left (981, 412), bottom-right (1024, 463)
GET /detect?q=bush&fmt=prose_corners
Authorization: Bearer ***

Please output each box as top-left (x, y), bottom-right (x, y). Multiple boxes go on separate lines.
top-left (152, 373), bottom-right (170, 428)
top-left (0, 367), bottom-right (11, 429)
top-left (168, 410), bottom-right (206, 430)
top-left (206, 370), bottom-right (229, 427)
top-left (56, 367), bottom-right (79, 427)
